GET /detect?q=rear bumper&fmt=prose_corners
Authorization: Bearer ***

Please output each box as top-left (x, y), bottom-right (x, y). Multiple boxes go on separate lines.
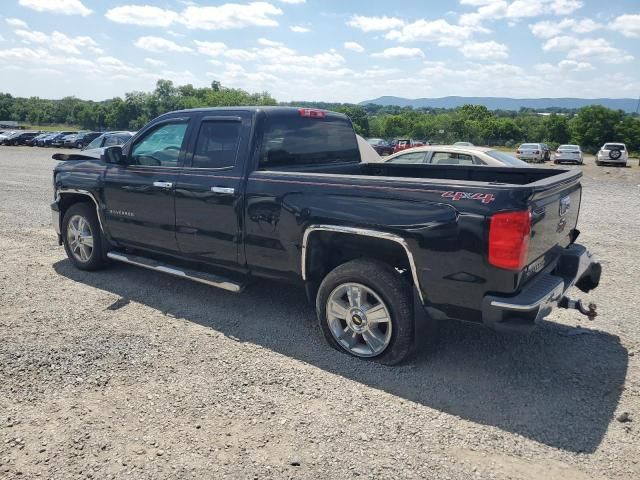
top-left (482, 244), bottom-right (601, 332)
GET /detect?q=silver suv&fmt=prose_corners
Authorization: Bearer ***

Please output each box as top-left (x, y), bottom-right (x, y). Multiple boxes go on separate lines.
top-left (596, 143), bottom-right (628, 167)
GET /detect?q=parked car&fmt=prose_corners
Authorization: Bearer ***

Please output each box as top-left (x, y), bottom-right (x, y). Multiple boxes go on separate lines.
top-left (366, 138), bottom-right (394, 156)
top-left (453, 141), bottom-right (474, 147)
top-left (1, 131), bottom-right (41, 146)
top-left (595, 143), bottom-right (628, 167)
top-left (37, 133), bottom-right (59, 147)
top-left (25, 132), bottom-right (52, 146)
top-left (516, 143), bottom-right (545, 163)
top-left (51, 132), bottom-right (77, 148)
top-left (540, 143), bottom-right (551, 161)
top-left (51, 107), bottom-right (601, 364)
top-left (73, 131), bottom-right (101, 149)
top-left (393, 139), bottom-right (417, 153)
top-left (554, 145), bottom-right (583, 165)
top-left (80, 131), bottom-right (134, 156)
top-left (384, 145), bottom-right (530, 167)
top-left (0, 130), bottom-right (18, 142)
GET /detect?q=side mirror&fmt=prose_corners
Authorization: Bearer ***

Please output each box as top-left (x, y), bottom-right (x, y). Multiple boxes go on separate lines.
top-left (102, 146), bottom-right (126, 165)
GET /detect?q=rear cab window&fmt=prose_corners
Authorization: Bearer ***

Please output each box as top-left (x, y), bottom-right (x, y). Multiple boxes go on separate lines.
top-left (259, 111), bottom-right (359, 170)
top-left (604, 143), bottom-right (625, 151)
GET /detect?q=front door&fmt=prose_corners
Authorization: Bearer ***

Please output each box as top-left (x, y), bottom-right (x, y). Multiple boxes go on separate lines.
top-left (103, 120), bottom-right (190, 252)
top-left (175, 115), bottom-right (246, 267)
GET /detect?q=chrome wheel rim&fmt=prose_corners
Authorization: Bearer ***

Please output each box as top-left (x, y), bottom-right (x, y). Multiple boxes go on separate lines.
top-left (326, 282), bottom-right (392, 357)
top-left (66, 214), bottom-right (94, 263)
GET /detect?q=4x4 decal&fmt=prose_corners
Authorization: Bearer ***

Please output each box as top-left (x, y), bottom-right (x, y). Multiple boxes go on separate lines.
top-left (441, 191), bottom-right (496, 204)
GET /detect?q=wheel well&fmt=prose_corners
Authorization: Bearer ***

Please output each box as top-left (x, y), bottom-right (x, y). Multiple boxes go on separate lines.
top-left (305, 231), bottom-right (413, 285)
top-left (57, 193), bottom-right (96, 223)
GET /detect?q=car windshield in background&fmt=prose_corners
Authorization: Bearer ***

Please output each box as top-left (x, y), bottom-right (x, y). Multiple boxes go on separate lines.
top-left (485, 150), bottom-right (530, 167)
top-left (259, 116), bottom-right (360, 168)
top-left (604, 144), bottom-right (625, 150)
top-left (559, 145), bottom-right (580, 150)
top-left (520, 144), bottom-right (539, 149)
top-left (367, 138), bottom-right (385, 145)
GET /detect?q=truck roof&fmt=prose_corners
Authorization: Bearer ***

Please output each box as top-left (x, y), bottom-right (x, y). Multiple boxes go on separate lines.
top-left (159, 106), bottom-right (349, 119)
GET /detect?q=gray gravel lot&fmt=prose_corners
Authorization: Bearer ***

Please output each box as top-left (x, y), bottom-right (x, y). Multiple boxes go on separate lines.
top-left (1, 147), bottom-right (639, 479)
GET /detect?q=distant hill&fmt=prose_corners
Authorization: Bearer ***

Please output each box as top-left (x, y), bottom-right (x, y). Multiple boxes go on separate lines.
top-left (359, 96), bottom-right (639, 112)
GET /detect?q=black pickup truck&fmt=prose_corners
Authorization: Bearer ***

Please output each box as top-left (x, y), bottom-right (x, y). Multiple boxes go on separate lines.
top-left (51, 107), bottom-right (601, 364)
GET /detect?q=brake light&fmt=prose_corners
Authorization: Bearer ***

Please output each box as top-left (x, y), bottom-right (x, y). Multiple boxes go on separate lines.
top-left (299, 108), bottom-right (325, 119)
top-left (534, 150), bottom-right (540, 154)
top-left (516, 150), bottom-right (521, 154)
top-left (488, 210), bottom-right (531, 270)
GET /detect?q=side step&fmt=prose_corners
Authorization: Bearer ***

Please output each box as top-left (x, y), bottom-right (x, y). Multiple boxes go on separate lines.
top-left (106, 251), bottom-right (246, 293)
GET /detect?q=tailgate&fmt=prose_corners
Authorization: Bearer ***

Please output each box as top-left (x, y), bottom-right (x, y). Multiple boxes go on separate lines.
top-left (526, 176), bottom-right (581, 273)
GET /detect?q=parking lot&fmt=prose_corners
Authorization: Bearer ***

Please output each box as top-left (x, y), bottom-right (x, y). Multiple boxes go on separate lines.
top-left (1, 146), bottom-right (639, 479)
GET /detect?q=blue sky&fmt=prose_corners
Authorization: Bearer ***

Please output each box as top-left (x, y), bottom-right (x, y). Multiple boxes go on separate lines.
top-left (0, 0), bottom-right (639, 102)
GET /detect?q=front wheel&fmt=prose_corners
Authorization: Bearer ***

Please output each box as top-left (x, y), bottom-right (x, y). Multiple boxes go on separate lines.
top-left (316, 259), bottom-right (415, 365)
top-left (62, 203), bottom-right (106, 271)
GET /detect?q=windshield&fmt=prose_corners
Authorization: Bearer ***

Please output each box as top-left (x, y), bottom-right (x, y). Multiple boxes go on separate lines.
top-left (558, 145), bottom-right (579, 150)
top-left (367, 138), bottom-right (384, 145)
top-left (85, 135), bottom-right (103, 150)
top-left (486, 150), bottom-right (530, 167)
top-left (520, 144), bottom-right (539, 149)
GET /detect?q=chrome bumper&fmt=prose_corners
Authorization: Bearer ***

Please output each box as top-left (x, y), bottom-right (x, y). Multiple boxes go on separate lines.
top-left (482, 244), bottom-right (601, 332)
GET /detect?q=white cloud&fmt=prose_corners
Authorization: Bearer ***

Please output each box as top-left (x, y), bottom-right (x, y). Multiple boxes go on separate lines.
top-left (277, 0), bottom-right (305, 3)
top-left (18, 0), bottom-right (92, 16)
top-left (144, 58), bottom-right (167, 67)
top-left (460, 0), bottom-right (584, 27)
top-left (104, 2), bottom-right (283, 30)
top-left (460, 40), bottom-right (508, 59)
top-left (6, 18), bottom-right (29, 29)
top-left (372, 47), bottom-right (425, 59)
top-left (135, 36), bottom-right (193, 53)
top-left (257, 38), bottom-right (283, 47)
top-left (385, 19), bottom-right (473, 47)
top-left (14, 28), bottom-right (99, 55)
top-left (347, 15), bottom-right (404, 32)
top-left (543, 36), bottom-right (633, 63)
top-left (290, 25), bottom-right (310, 33)
top-left (344, 41), bottom-right (365, 53)
top-left (180, 2), bottom-right (283, 30)
top-left (536, 59), bottom-right (594, 73)
top-left (105, 6), bottom-right (178, 27)
top-left (529, 18), bottom-right (600, 39)
top-left (611, 14), bottom-right (640, 38)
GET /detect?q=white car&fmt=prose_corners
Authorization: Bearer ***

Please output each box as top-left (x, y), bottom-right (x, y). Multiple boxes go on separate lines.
top-left (596, 143), bottom-right (628, 167)
top-left (382, 145), bottom-right (530, 167)
top-left (554, 144), bottom-right (583, 165)
top-left (515, 143), bottom-right (545, 163)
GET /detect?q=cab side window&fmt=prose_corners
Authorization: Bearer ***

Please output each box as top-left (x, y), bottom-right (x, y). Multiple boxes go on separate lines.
top-left (386, 152), bottom-right (426, 164)
top-left (131, 122), bottom-right (188, 167)
top-left (430, 152), bottom-right (475, 165)
top-left (192, 121), bottom-right (241, 169)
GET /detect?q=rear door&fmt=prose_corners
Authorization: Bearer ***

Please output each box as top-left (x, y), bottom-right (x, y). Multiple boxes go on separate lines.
top-left (174, 113), bottom-right (250, 267)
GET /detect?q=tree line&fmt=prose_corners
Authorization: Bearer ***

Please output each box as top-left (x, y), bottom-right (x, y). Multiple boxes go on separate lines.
top-left (1, 79), bottom-right (638, 153)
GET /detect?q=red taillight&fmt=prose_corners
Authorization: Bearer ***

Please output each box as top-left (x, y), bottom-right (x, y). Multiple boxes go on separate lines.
top-left (488, 210), bottom-right (531, 270)
top-left (299, 108), bottom-right (325, 119)
top-left (534, 150), bottom-right (540, 154)
top-left (516, 150), bottom-right (521, 154)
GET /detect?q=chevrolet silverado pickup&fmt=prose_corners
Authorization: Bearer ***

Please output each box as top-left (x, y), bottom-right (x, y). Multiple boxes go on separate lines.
top-left (51, 107), bottom-right (602, 365)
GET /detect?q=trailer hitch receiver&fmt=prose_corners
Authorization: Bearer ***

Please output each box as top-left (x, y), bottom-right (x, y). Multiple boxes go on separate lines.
top-left (559, 297), bottom-right (597, 320)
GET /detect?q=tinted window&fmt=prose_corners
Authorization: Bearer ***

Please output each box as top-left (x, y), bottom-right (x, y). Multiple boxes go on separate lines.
top-left (430, 152), bottom-right (475, 165)
top-left (104, 135), bottom-right (123, 147)
top-left (192, 121), bottom-right (241, 169)
top-left (604, 143), bottom-right (625, 150)
top-left (259, 115), bottom-right (359, 169)
top-left (386, 152), bottom-right (426, 164)
top-left (131, 122), bottom-right (188, 167)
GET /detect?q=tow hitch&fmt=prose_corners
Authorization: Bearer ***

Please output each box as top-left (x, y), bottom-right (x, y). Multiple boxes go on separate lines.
top-left (559, 297), bottom-right (597, 320)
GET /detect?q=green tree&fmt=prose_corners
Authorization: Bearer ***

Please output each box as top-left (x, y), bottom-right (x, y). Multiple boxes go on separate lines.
top-left (569, 105), bottom-right (625, 152)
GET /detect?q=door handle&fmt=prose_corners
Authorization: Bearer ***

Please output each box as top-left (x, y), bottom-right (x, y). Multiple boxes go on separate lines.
top-left (211, 186), bottom-right (235, 195)
top-left (153, 181), bottom-right (173, 189)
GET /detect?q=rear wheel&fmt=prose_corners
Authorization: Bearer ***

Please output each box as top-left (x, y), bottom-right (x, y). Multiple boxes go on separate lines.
top-left (316, 259), bottom-right (415, 365)
top-left (62, 203), bottom-right (106, 271)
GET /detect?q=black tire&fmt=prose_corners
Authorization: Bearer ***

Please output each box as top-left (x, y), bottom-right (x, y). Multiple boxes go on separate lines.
top-left (62, 202), bottom-right (106, 271)
top-left (609, 149), bottom-right (621, 160)
top-left (316, 258), bottom-right (415, 365)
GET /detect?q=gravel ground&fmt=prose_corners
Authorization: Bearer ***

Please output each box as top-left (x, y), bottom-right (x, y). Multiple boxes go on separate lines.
top-left (0, 147), bottom-right (639, 480)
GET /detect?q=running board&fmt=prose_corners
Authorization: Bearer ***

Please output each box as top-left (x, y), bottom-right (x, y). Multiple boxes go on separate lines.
top-left (106, 252), bottom-right (245, 293)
